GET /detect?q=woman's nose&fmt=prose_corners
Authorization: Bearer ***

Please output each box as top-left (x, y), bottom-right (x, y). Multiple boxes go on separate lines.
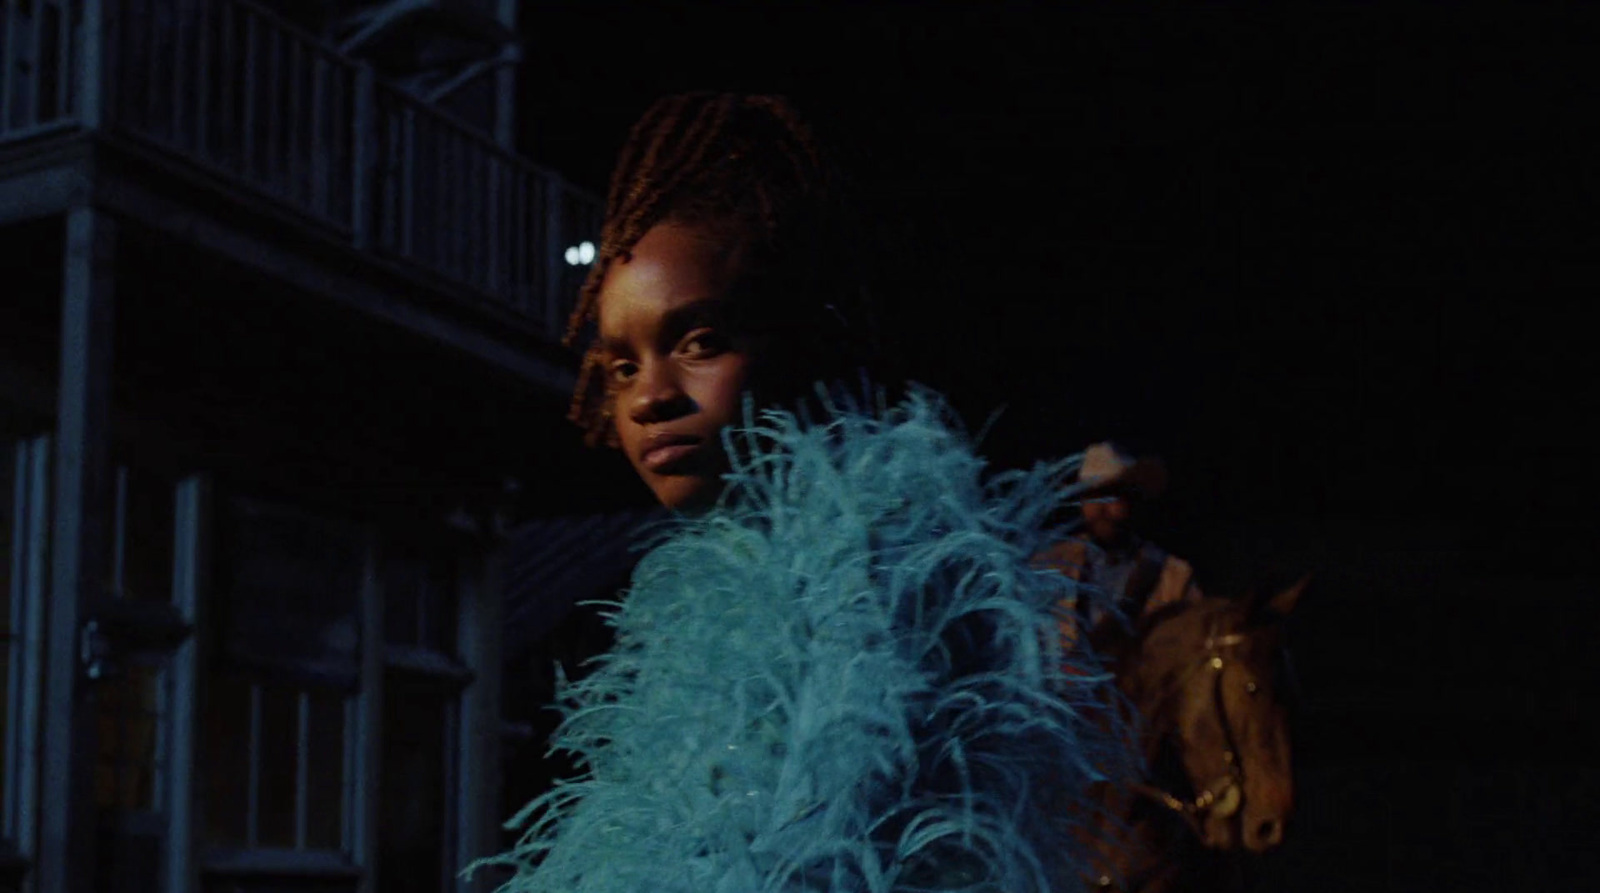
top-left (627, 362), bottom-right (691, 423)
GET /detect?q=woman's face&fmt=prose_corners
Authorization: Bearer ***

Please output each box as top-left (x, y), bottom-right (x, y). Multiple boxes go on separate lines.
top-left (596, 221), bottom-right (759, 510)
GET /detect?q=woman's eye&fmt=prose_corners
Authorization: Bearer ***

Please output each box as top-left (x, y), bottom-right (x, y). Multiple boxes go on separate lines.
top-left (609, 361), bottom-right (637, 383)
top-left (680, 330), bottom-right (728, 357)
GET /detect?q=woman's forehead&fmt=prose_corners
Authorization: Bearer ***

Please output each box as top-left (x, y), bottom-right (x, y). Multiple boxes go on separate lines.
top-left (597, 223), bottom-right (747, 337)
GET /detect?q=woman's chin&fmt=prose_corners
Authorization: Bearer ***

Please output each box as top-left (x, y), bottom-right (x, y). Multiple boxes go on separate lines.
top-left (650, 475), bottom-right (722, 511)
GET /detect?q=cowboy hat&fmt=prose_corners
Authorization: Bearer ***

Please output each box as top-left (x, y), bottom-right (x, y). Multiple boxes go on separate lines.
top-left (1078, 441), bottom-right (1169, 501)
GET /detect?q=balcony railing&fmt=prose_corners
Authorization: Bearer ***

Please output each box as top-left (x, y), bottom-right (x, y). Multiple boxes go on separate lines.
top-left (0, 0), bottom-right (601, 332)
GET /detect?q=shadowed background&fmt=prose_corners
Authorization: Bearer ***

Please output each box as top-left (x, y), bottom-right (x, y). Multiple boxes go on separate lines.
top-left (508, 3), bottom-right (1595, 889)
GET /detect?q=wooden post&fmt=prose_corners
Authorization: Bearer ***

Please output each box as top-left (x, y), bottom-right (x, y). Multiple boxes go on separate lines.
top-left (351, 534), bottom-right (383, 893)
top-left (79, 0), bottom-right (107, 129)
top-left (5, 437), bottom-right (51, 859)
top-left (350, 62), bottom-right (376, 249)
top-left (455, 540), bottom-right (503, 892)
top-left (542, 173), bottom-right (566, 338)
top-left (163, 475), bottom-right (210, 893)
top-left (494, 0), bottom-right (517, 151)
top-left (38, 205), bottom-right (117, 893)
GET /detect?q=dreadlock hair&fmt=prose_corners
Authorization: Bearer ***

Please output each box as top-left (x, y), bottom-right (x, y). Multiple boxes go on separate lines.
top-left (564, 92), bottom-right (881, 446)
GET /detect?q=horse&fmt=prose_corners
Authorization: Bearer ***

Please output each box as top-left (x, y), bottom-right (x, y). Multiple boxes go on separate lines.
top-left (1083, 576), bottom-right (1307, 893)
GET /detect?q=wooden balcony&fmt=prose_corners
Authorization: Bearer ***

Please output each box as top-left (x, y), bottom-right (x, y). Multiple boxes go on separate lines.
top-left (1, 0), bottom-right (601, 372)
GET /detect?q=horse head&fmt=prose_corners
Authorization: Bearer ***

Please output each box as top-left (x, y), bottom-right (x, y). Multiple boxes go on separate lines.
top-left (1113, 575), bottom-right (1307, 855)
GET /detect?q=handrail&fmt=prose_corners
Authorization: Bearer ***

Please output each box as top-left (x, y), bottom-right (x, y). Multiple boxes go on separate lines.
top-left (0, 0), bottom-right (604, 335)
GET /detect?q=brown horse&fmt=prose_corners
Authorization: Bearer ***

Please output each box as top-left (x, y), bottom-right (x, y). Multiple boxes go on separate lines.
top-left (1084, 577), bottom-right (1307, 893)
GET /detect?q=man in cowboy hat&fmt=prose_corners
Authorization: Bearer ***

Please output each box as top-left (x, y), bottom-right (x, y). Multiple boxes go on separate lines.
top-left (1037, 441), bottom-right (1204, 647)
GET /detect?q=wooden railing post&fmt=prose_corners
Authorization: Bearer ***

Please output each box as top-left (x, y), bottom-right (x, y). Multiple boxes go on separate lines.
top-left (542, 173), bottom-right (567, 338)
top-left (350, 61), bottom-right (376, 249)
top-left (79, 0), bottom-right (108, 129)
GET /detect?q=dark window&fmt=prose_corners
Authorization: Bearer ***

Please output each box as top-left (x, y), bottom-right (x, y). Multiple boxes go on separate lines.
top-left (95, 661), bottom-right (166, 813)
top-left (381, 545), bottom-right (458, 654)
top-left (378, 674), bottom-right (455, 893)
top-left (113, 464), bottom-right (177, 604)
top-left (198, 674), bottom-right (348, 853)
top-left (215, 497), bottom-right (363, 686)
top-left (202, 495), bottom-right (360, 854)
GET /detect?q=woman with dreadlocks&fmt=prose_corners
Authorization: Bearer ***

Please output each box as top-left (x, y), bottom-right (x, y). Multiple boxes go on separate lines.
top-left (475, 93), bottom-right (1131, 892)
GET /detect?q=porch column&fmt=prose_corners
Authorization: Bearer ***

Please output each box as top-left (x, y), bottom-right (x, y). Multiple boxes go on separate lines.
top-left (38, 205), bottom-right (117, 893)
top-left (456, 539), bottom-right (505, 893)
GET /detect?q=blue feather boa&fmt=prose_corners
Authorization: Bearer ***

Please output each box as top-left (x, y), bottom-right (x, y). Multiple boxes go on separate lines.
top-left (476, 387), bottom-right (1131, 892)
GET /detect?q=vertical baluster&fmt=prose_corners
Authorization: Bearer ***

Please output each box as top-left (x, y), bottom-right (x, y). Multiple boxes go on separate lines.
top-left (25, 0), bottom-right (47, 127)
top-left (287, 38), bottom-right (302, 208)
top-left (485, 156), bottom-right (500, 297)
top-left (503, 166), bottom-right (517, 306)
top-left (266, 23), bottom-right (282, 193)
top-left (466, 137), bottom-right (478, 283)
top-left (457, 132), bottom-right (470, 279)
top-left (375, 98), bottom-right (394, 249)
top-left (444, 132), bottom-right (458, 277)
top-left (455, 132), bottom-right (468, 278)
top-left (482, 157), bottom-right (495, 295)
top-left (493, 161), bottom-right (508, 301)
top-left (218, 0), bottom-right (235, 171)
top-left (449, 128), bottom-right (462, 276)
top-left (55, 0), bottom-right (73, 120)
top-left (145, 0), bottom-right (167, 137)
top-left (350, 63), bottom-right (374, 247)
top-left (1, 0), bottom-right (16, 132)
top-left (476, 150), bottom-right (489, 293)
top-left (246, 681), bottom-right (263, 848)
top-left (111, 466), bottom-right (127, 596)
top-left (309, 54), bottom-right (327, 219)
top-left (459, 138), bottom-right (472, 283)
top-left (240, 6), bottom-right (256, 178)
top-left (508, 168), bottom-right (521, 309)
top-left (337, 66), bottom-right (352, 228)
top-left (433, 123), bottom-right (444, 272)
top-left (458, 143), bottom-right (470, 284)
top-left (435, 122), bottom-right (450, 274)
top-left (171, 0), bottom-right (189, 148)
top-left (194, 0), bottom-right (211, 158)
top-left (544, 175), bottom-right (566, 336)
top-left (401, 104), bottom-right (416, 257)
top-left (294, 690), bottom-right (310, 849)
top-left (520, 172), bottom-right (534, 314)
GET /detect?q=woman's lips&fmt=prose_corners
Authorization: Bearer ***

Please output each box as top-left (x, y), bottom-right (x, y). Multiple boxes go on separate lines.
top-left (640, 438), bottom-right (703, 472)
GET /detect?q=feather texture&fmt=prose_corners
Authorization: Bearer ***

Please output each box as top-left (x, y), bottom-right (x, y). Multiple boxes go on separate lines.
top-left (474, 386), bottom-right (1131, 892)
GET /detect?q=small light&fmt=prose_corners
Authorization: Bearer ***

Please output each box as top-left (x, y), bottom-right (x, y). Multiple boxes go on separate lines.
top-left (564, 246), bottom-right (580, 266)
top-left (579, 240), bottom-right (596, 264)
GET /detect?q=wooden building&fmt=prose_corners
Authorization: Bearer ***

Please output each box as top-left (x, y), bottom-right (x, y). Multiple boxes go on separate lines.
top-left (0, 1), bottom-right (614, 891)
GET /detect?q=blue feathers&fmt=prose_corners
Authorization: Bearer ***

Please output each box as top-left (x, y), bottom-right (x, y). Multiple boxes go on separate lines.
top-left (475, 386), bottom-right (1131, 892)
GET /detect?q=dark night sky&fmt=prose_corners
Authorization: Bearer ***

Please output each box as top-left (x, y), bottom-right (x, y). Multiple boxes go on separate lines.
top-left (513, 3), bottom-right (1591, 575)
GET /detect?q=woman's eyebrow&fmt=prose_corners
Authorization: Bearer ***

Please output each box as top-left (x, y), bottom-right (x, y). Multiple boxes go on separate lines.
top-left (658, 298), bottom-right (733, 339)
top-left (599, 297), bottom-right (737, 356)
top-left (596, 332), bottom-right (632, 357)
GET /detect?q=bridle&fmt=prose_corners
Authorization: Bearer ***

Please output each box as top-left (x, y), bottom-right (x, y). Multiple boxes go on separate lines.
top-left (1092, 607), bottom-right (1298, 892)
top-left (1129, 622), bottom-right (1251, 836)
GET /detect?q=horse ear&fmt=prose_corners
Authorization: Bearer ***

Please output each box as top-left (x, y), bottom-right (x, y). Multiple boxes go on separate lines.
top-left (1264, 574), bottom-right (1311, 618)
